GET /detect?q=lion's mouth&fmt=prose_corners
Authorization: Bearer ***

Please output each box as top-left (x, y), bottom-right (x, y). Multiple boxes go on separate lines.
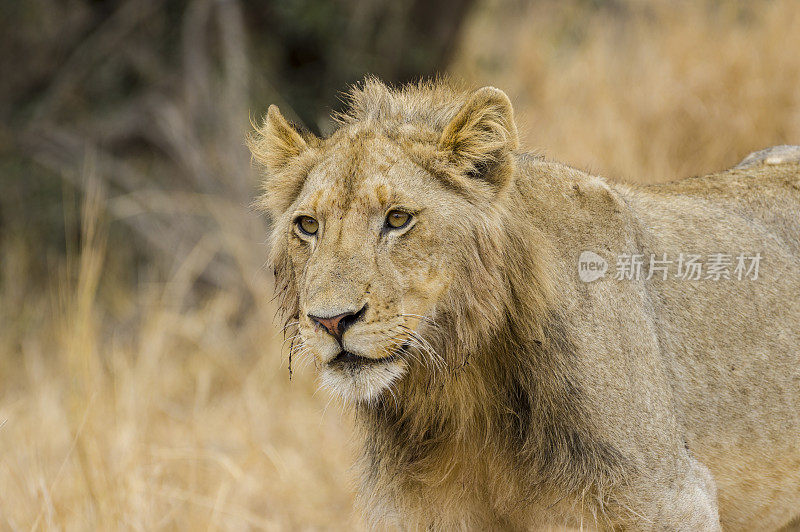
top-left (328, 343), bottom-right (410, 369)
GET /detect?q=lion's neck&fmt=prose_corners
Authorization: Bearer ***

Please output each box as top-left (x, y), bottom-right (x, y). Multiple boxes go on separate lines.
top-left (352, 187), bottom-right (627, 518)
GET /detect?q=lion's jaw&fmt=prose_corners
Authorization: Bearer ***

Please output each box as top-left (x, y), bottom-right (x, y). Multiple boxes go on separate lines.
top-left (318, 353), bottom-right (408, 404)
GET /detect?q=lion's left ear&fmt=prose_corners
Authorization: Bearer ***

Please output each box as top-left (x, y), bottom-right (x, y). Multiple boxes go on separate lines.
top-left (438, 86), bottom-right (519, 188)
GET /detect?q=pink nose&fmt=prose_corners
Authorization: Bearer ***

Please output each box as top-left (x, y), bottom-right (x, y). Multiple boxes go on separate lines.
top-left (313, 313), bottom-right (347, 337)
top-left (308, 306), bottom-right (366, 343)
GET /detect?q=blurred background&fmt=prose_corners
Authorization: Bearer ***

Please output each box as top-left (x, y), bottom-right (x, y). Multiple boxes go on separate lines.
top-left (1, 0), bottom-right (799, 529)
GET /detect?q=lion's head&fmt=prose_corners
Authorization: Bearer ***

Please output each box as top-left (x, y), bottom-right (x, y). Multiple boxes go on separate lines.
top-left (249, 79), bottom-right (524, 403)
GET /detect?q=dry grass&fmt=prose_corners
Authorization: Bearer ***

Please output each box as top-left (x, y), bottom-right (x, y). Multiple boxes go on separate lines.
top-left (455, 0), bottom-right (800, 183)
top-left (2, 0), bottom-right (800, 529)
top-left (0, 182), bottom-right (359, 530)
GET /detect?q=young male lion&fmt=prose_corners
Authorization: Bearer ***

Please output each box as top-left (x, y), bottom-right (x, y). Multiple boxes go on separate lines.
top-left (249, 78), bottom-right (800, 531)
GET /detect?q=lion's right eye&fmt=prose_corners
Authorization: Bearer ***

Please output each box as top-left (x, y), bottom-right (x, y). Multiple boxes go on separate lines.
top-left (296, 216), bottom-right (319, 236)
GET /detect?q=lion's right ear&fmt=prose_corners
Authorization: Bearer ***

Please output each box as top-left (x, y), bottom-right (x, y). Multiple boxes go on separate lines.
top-left (249, 105), bottom-right (318, 214)
top-left (249, 105), bottom-right (312, 172)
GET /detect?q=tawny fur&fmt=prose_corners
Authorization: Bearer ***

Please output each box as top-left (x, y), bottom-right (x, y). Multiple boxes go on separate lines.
top-left (249, 78), bottom-right (800, 531)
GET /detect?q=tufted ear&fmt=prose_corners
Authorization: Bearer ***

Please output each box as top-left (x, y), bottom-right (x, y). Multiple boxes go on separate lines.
top-left (438, 87), bottom-right (519, 188)
top-left (249, 105), bottom-right (319, 215)
top-left (249, 105), bottom-right (312, 173)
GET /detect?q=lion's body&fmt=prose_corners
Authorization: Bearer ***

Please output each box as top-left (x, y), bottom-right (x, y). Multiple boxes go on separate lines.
top-left (250, 79), bottom-right (800, 530)
top-left (514, 159), bottom-right (800, 530)
top-left (355, 158), bottom-right (800, 531)
top-left (617, 164), bottom-right (800, 530)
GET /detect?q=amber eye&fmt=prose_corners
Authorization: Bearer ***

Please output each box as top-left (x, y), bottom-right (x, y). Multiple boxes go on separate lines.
top-left (385, 210), bottom-right (411, 229)
top-left (296, 216), bottom-right (319, 236)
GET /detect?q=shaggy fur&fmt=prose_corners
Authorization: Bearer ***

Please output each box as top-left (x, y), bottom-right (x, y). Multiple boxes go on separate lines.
top-left (249, 78), bottom-right (800, 530)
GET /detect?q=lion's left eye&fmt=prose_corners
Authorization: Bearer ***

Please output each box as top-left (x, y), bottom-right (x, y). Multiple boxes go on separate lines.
top-left (385, 210), bottom-right (411, 229)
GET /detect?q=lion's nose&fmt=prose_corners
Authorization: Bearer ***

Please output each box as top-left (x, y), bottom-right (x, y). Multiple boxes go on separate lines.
top-left (308, 305), bottom-right (367, 343)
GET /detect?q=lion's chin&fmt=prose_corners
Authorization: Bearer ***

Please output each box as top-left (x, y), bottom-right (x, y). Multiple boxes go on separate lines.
top-left (319, 351), bottom-right (407, 404)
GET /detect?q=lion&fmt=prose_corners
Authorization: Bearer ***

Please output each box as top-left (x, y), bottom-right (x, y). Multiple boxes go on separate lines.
top-left (249, 78), bottom-right (800, 530)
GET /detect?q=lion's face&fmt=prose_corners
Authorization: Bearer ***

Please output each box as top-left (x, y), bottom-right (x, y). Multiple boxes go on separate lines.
top-left (251, 82), bottom-right (519, 403)
top-left (288, 135), bottom-right (454, 402)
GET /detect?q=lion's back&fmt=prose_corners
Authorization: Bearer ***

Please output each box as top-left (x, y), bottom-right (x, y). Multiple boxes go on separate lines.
top-left (645, 161), bottom-right (800, 255)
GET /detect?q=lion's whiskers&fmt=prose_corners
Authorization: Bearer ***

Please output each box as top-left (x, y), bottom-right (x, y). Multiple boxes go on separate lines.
top-left (274, 320), bottom-right (300, 338)
top-left (400, 313), bottom-right (440, 327)
top-left (381, 340), bottom-right (428, 377)
top-left (280, 333), bottom-right (302, 349)
top-left (291, 343), bottom-right (314, 371)
top-left (397, 323), bottom-right (446, 372)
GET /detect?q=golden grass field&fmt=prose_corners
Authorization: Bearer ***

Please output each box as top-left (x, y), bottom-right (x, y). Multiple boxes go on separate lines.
top-left (1, 1), bottom-right (799, 529)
